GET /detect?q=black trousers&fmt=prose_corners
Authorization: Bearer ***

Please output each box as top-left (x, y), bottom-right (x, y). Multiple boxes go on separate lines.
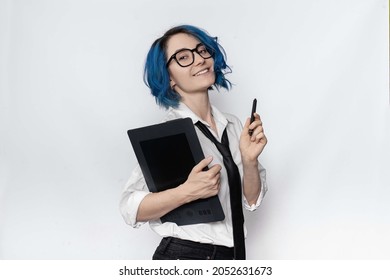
top-left (152, 237), bottom-right (235, 260)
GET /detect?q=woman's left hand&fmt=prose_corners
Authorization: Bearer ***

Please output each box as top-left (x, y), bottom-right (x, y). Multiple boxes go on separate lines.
top-left (239, 113), bottom-right (267, 163)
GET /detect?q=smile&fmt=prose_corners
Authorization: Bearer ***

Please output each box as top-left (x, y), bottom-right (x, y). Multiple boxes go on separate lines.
top-left (194, 68), bottom-right (209, 76)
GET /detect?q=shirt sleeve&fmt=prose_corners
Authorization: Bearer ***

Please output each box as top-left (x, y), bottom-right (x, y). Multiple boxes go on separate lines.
top-left (225, 112), bottom-right (268, 212)
top-left (119, 165), bottom-right (150, 228)
top-left (243, 162), bottom-right (268, 211)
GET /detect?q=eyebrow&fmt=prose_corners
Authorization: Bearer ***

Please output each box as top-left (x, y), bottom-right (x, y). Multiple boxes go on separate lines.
top-left (170, 43), bottom-right (203, 57)
top-left (170, 47), bottom-right (189, 55)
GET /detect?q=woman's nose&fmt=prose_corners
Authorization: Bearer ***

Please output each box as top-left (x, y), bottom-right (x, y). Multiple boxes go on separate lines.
top-left (193, 51), bottom-right (205, 65)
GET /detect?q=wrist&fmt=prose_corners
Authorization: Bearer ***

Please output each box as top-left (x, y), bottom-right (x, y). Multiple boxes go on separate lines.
top-left (241, 157), bottom-right (259, 168)
top-left (176, 183), bottom-right (195, 204)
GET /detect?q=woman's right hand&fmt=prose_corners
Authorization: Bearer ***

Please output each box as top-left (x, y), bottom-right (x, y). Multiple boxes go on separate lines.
top-left (136, 156), bottom-right (222, 222)
top-left (179, 156), bottom-right (222, 202)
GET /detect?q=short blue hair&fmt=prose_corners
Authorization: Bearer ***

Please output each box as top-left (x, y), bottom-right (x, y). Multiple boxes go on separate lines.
top-left (143, 25), bottom-right (232, 109)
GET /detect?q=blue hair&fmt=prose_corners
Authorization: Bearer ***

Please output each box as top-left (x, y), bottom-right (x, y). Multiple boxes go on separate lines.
top-left (143, 25), bottom-right (232, 109)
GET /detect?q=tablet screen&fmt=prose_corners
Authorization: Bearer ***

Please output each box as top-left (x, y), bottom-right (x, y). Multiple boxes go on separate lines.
top-left (140, 133), bottom-right (195, 191)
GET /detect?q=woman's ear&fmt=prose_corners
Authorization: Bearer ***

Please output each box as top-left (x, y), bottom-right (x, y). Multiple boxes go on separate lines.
top-left (170, 79), bottom-right (176, 90)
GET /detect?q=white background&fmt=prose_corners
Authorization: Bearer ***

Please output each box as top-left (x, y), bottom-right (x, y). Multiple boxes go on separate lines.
top-left (0, 0), bottom-right (389, 259)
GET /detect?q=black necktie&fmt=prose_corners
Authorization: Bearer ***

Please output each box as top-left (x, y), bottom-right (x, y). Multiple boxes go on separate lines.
top-left (195, 121), bottom-right (246, 260)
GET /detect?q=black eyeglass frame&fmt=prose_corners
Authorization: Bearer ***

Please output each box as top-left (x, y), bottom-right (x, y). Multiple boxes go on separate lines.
top-left (166, 43), bottom-right (214, 67)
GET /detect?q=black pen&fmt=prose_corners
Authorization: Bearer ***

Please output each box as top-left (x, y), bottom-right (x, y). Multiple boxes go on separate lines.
top-left (248, 98), bottom-right (257, 136)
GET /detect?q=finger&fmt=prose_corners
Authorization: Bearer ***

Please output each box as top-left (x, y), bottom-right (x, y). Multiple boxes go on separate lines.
top-left (253, 113), bottom-right (262, 122)
top-left (214, 178), bottom-right (221, 190)
top-left (249, 119), bottom-right (263, 130)
top-left (212, 176), bottom-right (221, 188)
top-left (207, 163), bottom-right (222, 176)
top-left (245, 114), bottom-right (264, 137)
top-left (192, 156), bottom-right (213, 173)
top-left (215, 169), bottom-right (221, 180)
top-left (255, 132), bottom-right (267, 144)
top-left (259, 133), bottom-right (268, 144)
top-left (250, 127), bottom-right (263, 140)
top-left (250, 123), bottom-right (264, 133)
top-left (250, 125), bottom-right (264, 140)
top-left (243, 117), bottom-right (250, 129)
top-left (208, 176), bottom-right (219, 187)
top-left (242, 117), bottom-right (254, 138)
top-left (249, 112), bottom-right (262, 126)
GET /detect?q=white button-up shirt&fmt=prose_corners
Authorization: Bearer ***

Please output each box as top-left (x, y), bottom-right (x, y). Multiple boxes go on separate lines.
top-left (120, 103), bottom-right (267, 247)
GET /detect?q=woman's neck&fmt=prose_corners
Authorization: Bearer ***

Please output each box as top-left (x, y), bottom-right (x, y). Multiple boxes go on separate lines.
top-left (181, 93), bottom-right (217, 133)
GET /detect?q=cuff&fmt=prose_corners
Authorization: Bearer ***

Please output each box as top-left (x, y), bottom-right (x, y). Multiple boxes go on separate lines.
top-left (243, 164), bottom-right (268, 211)
top-left (120, 190), bottom-right (150, 228)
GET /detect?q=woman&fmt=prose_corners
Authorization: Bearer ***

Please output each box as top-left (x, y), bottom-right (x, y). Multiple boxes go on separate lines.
top-left (120, 25), bottom-right (268, 260)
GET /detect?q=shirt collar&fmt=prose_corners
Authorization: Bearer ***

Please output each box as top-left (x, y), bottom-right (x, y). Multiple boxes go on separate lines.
top-left (167, 102), bottom-right (230, 125)
top-left (166, 102), bottom-right (231, 139)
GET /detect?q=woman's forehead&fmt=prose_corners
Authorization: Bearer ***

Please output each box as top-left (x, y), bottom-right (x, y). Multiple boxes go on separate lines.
top-left (166, 33), bottom-right (201, 55)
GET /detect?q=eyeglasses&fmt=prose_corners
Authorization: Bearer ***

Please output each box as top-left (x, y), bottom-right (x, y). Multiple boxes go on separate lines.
top-left (166, 43), bottom-right (214, 67)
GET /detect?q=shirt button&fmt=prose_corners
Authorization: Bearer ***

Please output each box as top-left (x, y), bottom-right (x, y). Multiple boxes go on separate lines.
top-left (206, 256), bottom-right (211, 260)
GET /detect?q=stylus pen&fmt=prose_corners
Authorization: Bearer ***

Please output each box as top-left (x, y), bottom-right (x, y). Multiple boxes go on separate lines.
top-left (248, 98), bottom-right (257, 136)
